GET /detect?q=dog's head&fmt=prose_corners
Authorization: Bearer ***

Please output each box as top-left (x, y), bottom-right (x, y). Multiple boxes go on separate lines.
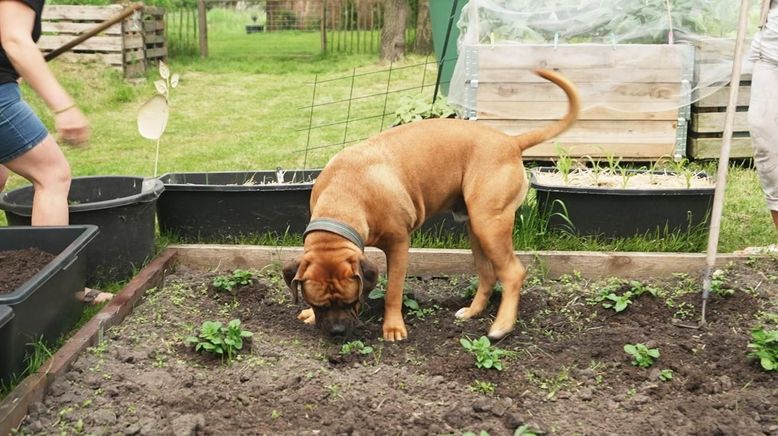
top-left (283, 252), bottom-right (379, 337)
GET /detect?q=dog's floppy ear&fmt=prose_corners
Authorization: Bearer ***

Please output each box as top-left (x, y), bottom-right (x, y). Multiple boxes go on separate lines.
top-left (282, 259), bottom-right (306, 304)
top-left (358, 258), bottom-right (379, 294)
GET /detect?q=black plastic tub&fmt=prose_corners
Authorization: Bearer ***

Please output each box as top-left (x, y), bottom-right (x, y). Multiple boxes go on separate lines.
top-left (0, 176), bottom-right (164, 285)
top-left (531, 168), bottom-right (715, 237)
top-left (0, 225), bottom-right (98, 384)
top-left (157, 170), bottom-right (320, 241)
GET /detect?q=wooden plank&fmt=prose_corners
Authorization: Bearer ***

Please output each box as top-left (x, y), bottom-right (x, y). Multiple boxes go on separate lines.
top-left (691, 111), bottom-right (750, 134)
top-left (42, 21), bottom-right (122, 36)
top-left (40, 51), bottom-right (123, 65)
top-left (688, 136), bottom-right (753, 159)
top-left (522, 142), bottom-right (676, 160)
top-left (479, 67), bottom-right (683, 84)
top-left (146, 47), bottom-right (167, 59)
top-left (477, 44), bottom-right (690, 70)
top-left (169, 245), bottom-right (755, 280)
top-left (0, 249), bottom-right (176, 436)
top-left (124, 48), bottom-right (145, 63)
top-left (144, 34), bottom-right (166, 44)
top-left (694, 84), bottom-right (751, 108)
top-left (477, 82), bottom-right (684, 105)
top-left (478, 119), bottom-right (678, 143)
top-left (124, 61), bottom-right (146, 78)
top-left (38, 34), bottom-right (122, 52)
top-left (123, 34), bottom-right (144, 50)
top-left (143, 20), bottom-right (165, 32)
top-left (42, 4), bottom-right (123, 21)
top-left (143, 6), bottom-right (166, 17)
top-left (477, 102), bottom-right (679, 121)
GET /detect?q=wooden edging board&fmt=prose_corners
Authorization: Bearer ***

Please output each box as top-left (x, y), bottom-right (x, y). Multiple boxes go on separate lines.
top-left (0, 244), bottom-right (758, 433)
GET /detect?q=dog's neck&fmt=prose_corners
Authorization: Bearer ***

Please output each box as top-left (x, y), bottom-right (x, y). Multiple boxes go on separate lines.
top-left (304, 218), bottom-right (365, 252)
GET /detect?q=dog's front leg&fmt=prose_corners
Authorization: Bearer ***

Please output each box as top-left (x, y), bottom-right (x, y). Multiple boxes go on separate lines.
top-left (383, 242), bottom-right (410, 341)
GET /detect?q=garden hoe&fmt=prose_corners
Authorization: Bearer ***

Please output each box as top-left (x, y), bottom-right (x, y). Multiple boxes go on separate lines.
top-left (674, 0), bottom-right (751, 330)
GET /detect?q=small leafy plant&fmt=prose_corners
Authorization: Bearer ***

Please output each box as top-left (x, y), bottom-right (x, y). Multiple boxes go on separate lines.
top-left (185, 319), bottom-right (253, 362)
top-left (368, 278), bottom-right (435, 319)
top-left (460, 336), bottom-right (510, 371)
top-left (392, 95), bottom-right (455, 126)
top-left (603, 291), bottom-right (633, 312)
top-left (340, 340), bottom-right (374, 356)
top-left (624, 343), bottom-right (660, 368)
top-left (212, 269), bottom-right (254, 295)
top-left (747, 327), bottom-right (778, 371)
top-left (709, 269), bottom-right (735, 297)
top-left (659, 369), bottom-right (674, 381)
top-left (469, 380), bottom-right (496, 395)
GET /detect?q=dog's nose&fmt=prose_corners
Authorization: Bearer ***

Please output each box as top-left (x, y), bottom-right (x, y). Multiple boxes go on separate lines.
top-left (330, 323), bottom-right (347, 336)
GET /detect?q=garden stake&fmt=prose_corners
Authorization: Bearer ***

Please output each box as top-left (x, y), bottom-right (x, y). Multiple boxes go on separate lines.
top-left (682, 0), bottom-right (751, 330)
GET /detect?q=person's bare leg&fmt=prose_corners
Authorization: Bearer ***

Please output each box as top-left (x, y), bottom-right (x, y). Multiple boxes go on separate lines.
top-left (3, 134), bottom-right (70, 225)
top-left (0, 164), bottom-right (8, 192)
top-left (772, 210), bottom-right (778, 231)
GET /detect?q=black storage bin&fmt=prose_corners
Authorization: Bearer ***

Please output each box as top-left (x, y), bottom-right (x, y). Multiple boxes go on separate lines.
top-left (157, 170), bottom-right (320, 241)
top-left (0, 176), bottom-right (163, 285)
top-left (531, 169), bottom-right (715, 237)
top-left (0, 225), bottom-right (98, 384)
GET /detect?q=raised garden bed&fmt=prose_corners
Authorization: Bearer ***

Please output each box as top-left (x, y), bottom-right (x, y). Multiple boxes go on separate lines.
top-left (2, 246), bottom-right (775, 434)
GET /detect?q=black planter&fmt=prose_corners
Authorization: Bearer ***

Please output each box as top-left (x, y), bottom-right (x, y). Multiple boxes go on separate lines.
top-left (0, 225), bottom-right (98, 384)
top-left (245, 24), bottom-right (264, 33)
top-left (0, 176), bottom-right (164, 286)
top-left (157, 170), bottom-right (320, 241)
top-left (531, 168), bottom-right (715, 237)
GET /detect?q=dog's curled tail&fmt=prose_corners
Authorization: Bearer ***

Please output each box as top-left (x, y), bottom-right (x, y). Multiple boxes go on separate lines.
top-left (515, 69), bottom-right (580, 151)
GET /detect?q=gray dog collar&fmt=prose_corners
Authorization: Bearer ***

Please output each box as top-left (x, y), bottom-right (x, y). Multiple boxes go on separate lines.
top-left (303, 218), bottom-right (365, 252)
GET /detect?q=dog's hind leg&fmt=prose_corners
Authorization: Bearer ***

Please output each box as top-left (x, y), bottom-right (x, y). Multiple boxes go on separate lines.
top-left (455, 227), bottom-right (497, 320)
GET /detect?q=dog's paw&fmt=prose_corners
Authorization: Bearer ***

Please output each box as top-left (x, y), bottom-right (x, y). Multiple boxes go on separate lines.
top-left (297, 308), bottom-right (316, 325)
top-left (487, 323), bottom-right (514, 340)
top-left (382, 321), bottom-right (408, 341)
top-left (455, 307), bottom-right (477, 320)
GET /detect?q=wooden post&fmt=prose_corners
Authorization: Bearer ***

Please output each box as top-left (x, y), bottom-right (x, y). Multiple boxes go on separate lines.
top-left (320, 0), bottom-right (327, 53)
top-left (197, 0), bottom-right (208, 58)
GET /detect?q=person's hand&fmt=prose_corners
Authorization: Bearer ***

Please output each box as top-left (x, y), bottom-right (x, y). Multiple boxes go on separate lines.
top-left (55, 105), bottom-right (90, 146)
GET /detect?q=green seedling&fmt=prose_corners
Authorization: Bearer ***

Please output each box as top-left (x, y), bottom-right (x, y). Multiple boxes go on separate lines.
top-left (368, 279), bottom-right (433, 319)
top-left (514, 425), bottom-right (541, 436)
top-left (212, 269), bottom-right (254, 295)
top-left (624, 343), bottom-right (660, 368)
top-left (659, 369), bottom-right (674, 381)
top-left (603, 291), bottom-right (633, 312)
top-left (747, 328), bottom-right (778, 371)
top-left (392, 94), bottom-right (455, 126)
top-left (460, 336), bottom-right (510, 371)
top-left (469, 380), bottom-right (496, 395)
top-left (464, 277), bottom-right (504, 299)
top-left (584, 155), bottom-right (605, 186)
top-left (185, 319), bottom-right (253, 362)
top-left (710, 269), bottom-right (735, 297)
top-left (552, 145), bottom-right (575, 184)
top-left (340, 340), bottom-right (374, 356)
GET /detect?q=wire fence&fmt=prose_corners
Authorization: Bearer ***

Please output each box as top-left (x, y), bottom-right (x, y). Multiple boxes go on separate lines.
top-left (296, 55), bottom-right (454, 168)
top-left (166, 7), bottom-right (199, 56)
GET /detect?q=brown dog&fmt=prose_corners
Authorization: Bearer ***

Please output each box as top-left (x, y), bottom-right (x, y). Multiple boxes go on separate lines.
top-left (283, 69), bottom-right (580, 341)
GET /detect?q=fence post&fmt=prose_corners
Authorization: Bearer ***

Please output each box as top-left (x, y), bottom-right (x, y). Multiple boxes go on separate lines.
top-left (321, 1), bottom-right (327, 53)
top-left (197, 0), bottom-right (208, 58)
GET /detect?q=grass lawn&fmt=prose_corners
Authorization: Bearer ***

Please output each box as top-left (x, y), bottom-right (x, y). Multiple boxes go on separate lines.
top-left (0, 8), bottom-right (774, 254)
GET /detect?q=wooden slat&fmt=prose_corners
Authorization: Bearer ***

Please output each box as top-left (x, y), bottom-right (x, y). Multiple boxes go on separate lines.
top-left (124, 48), bottom-right (145, 63)
top-left (477, 82), bottom-right (684, 105)
top-left (124, 61), bottom-right (146, 78)
top-left (694, 84), bottom-right (751, 108)
top-left (38, 34), bottom-right (121, 52)
top-left (522, 142), bottom-right (676, 159)
top-left (42, 4), bottom-right (123, 21)
top-left (42, 21), bottom-right (122, 36)
top-left (479, 67), bottom-right (683, 84)
top-left (143, 20), bottom-right (165, 32)
top-left (688, 136), bottom-right (753, 159)
top-left (169, 245), bottom-right (755, 280)
top-left (123, 34), bottom-right (144, 50)
top-left (478, 119), bottom-right (677, 143)
top-left (477, 102), bottom-right (679, 121)
top-left (145, 47), bottom-right (167, 59)
top-left (46, 51), bottom-right (123, 65)
top-left (477, 44), bottom-right (690, 70)
top-left (144, 34), bottom-right (166, 44)
top-left (691, 111), bottom-right (750, 133)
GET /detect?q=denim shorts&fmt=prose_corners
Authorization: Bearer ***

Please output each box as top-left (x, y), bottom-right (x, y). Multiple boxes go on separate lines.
top-left (0, 82), bottom-right (49, 164)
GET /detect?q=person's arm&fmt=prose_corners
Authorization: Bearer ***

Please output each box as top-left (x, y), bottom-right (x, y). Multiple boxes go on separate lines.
top-left (0, 0), bottom-right (89, 144)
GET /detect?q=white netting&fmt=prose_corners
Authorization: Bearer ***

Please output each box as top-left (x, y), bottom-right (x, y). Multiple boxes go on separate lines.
top-left (448, 0), bottom-right (762, 117)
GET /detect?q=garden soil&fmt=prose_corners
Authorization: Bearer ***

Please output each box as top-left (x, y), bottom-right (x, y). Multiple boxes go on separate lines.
top-left (14, 257), bottom-right (778, 435)
top-left (0, 249), bottom-right (54, 295)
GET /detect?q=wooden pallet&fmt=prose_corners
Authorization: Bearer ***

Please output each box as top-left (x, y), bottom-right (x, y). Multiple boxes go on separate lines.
top-left (688, 37), bottom-right (753, 160)
top-left (467, 44), bottom-right (692, 161)
top-left (38, 5), bottom-right (165, 78)
top-left (143, 6), bottom-right (167, 68)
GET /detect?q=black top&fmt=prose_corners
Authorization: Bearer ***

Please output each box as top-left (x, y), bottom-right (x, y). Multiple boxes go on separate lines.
top-left (0, 0), bottom-right (45, 84)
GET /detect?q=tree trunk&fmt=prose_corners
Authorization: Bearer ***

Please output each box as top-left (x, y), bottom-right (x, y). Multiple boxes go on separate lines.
top-left (413, 0), bottom-right (432, 54)
top-left (380, 0), bottom-right (407, 62)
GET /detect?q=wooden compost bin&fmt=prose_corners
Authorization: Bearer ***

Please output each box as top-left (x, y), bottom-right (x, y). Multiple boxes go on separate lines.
top-left (688, 38), bottom-right (752, 159)
top-left (38, 5), bottom-right (166, 78)
top-left (467, 44), bottom-right (694, 160)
